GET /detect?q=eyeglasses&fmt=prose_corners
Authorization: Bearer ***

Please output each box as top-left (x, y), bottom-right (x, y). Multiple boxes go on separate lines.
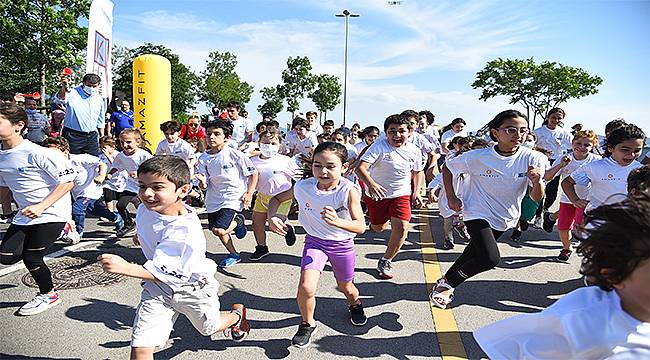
top-left (497, 127), bottom-right (529, 135)
top-left (188, 123), bottom-right (199, 128)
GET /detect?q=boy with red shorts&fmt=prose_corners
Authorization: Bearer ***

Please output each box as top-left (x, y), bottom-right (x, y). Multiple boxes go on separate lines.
top-left (356, 114), bottom-right (424, 278)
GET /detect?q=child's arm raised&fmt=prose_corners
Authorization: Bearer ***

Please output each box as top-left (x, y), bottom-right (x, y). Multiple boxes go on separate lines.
top-left (527, 165), bottom-right (545, 201)
top-left (321, 186), bottom-right (366, 234)
top-left (543, 155), bottom-right (571, 182)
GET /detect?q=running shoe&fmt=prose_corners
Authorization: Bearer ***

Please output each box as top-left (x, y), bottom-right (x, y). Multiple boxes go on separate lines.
top-left (249, 245), bottom-right (270, 261)
top-left (224, 304), bottom-right (250, 342)
top-left (116, 224), bottom-right (136, 237)
top-left (377, 259), bottom-right (394, 279)
top-left (18, 291), bottom-right (61, 316)
top-left (430, 278), bottom-right (454, 309)
top-left (285, 224), bottom-right (296, 246)
top-left (291, 321), bottom-right (317, 348)
top-left (520, 219), bottom-right (530, 231)
top-left (532, 215), bottom-right (543, 229)
top-left (114, 213), bottom-right (125, 232)
top-left (543, 212), bottom-right (556, 233)
top-left (349, 301), bottom-right (367, 326)
top-left (234, 213), bottom-right (247, 239)
top-left (219, 253), bottom-right (242, 268)
top-left (442, 238), bottom-right (454, 250)
top-left (62, 227), bottom-right (81, 245)
top-left (557, 249), bottom-right (572, 262)
top-left (510, 229), bottom-right (522, 242)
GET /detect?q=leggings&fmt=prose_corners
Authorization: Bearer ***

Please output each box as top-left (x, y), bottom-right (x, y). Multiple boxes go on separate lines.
top-left (0, 222), bottom-right (65, 294)
top-left (116, 191), bottom-right (137, 226)
top-left (444, 219), bottom-right (504, 288)
top-left (535, 168), bottom-right (561, 216)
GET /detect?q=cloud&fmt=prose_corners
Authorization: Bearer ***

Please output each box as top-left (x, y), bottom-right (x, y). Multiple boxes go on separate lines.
top-left (121, 10), bottom-right (220, 33)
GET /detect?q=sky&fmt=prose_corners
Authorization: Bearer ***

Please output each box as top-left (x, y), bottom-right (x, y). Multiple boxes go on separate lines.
top-left (109, 0), bottom-right (650, 134)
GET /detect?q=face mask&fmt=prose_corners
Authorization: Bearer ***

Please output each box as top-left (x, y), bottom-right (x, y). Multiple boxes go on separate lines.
top-left (25, 108), bottom-right (37, 114)
top-left (259, 143), bottom-right (279, 158)
top-left (522, 140), bottom-right (535, 149)
top-left (83, 85), bottom-right (96, 95)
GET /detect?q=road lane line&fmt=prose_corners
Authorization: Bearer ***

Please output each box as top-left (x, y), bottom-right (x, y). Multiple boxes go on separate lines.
top-left (418, 212), bottom-right (468, 360)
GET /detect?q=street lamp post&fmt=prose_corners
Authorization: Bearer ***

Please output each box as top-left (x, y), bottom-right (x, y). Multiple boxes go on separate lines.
top-left (335, 9), bottom-right (359, 127)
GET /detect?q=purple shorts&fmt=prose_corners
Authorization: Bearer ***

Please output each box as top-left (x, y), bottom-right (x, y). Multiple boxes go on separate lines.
top-left (301, 234), bottom-right (356, 282)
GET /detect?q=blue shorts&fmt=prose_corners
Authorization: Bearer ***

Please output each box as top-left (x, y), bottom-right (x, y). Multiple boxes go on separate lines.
top-left (207, 208), bottom-right (238, 231)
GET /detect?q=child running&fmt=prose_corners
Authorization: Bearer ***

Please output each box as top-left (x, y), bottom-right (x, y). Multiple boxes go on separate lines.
top-left (196, 120), bottom-right (258, 268)
top-left (356, 114), bottom-right (424, 279)
top-left (474, 193), bottom-right (650, 359)
top-left (268, 142), bottom-right (367, 348)
top-left (542, 130), bottom-right (601, 261)
top-left (98, 156), bottom-right (249, 360)
top-left (0, 103), bottom-right (75, 315)
top-left (108, 128), bottom-right (152, 237)
top-left (99, 136), bottom-right (126, 213)
top-left (562, 123), bottom-right (644, 215)
top-left (155, 120), bottom-right (197, 169)
top-left (249, 129), bottom-right (297, 260)
top-left (430, 110), bottom-right (547, 309)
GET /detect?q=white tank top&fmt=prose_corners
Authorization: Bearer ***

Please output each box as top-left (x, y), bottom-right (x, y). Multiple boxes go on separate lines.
top-left (294, 177), bottom-right (359, 241)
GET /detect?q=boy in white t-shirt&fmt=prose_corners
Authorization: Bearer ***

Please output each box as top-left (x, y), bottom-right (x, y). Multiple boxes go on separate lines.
top-left (283, 117), bottom-right (318, 157)
top-left (155, 120), bottom-right (196, 169)
top-left (356, 114), bottom-right (425, 279)
top-left (474, 193), bottom-right (650, 359)
top-left (98, 155), bottom-right (250, 360)
top-left (196, 120), bottom-right (258, 268)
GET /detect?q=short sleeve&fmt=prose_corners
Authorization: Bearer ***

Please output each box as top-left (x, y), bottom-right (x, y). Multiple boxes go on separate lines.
top-left (412, 149), bottom-right (424, 172)
top-left (32, 152), bottom-right (76, 184)
top-left (236, 151), bottom-right (256, 177)
top-left (571, 166), bottom-right (591, 186)
top-left (444, 152), bottom-right (468, 177)
top-left (360, 141), bottom-right (382, 165)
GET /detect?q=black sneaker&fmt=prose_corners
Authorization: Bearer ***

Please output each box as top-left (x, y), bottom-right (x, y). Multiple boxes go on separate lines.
top-left (116, 224), bottom-right (136, 237)
top-left (292, 321), bottom-right (317, 348)
top-left (349, 302), bottom-right (367, 326)
top-left (520, 219), bottom-right (529, 231)
top-left (557, 249), bottom-right (572, 262)
top-left (285, 224), bottom-right (296, 246)
top-left (250, 245), bottom-right (269, 261)
top-left (510, 229), bottom-right (522, 242)
top-left (543, 212), bottom-right (556, 233)
top-left (442, 238), bottom-right (454, 250)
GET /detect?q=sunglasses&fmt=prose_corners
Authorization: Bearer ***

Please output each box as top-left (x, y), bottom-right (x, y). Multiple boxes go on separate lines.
top-left (188, 123), bottom-right (199, 128)
top-left (497, 127), bottom-right (529, 135)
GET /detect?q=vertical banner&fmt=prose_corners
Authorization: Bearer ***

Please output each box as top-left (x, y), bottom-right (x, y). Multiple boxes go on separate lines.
top-left (133, 55), bottom-right (172, 151)
top-left (86, 0), bottom-right (114, 100)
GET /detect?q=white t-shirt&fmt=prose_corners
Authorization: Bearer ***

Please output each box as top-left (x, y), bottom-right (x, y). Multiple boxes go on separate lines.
top-left (283, 131), bottom-right (318, 157)
top-left (360, 137), bottom-right (424, 199)
top-left (250, 154), bottom-right (296, 196)
top-left (70, 153), bottom-right (104, 200)
top-left (354, 140), bottom-right (371, 155)
top-left (409, 132), bottom-right (436, 165)
top-left (421, 126), bottom-right (442, 153)
top-left (155, 138), bottom-right (195, 162)
top-left (534, 125), bottom-right (573, 159)
top-left (474, 286), bottom-right (650, 360)
top-left (110, 149), bottom-right (153, 193)
top-left (230, 117), bottom-right (254, 145)
top-left (197, 147), bottom-right (256, 212)
top-left (571, 157), bottom-right (643, 212)
top-left (136, 204), bottom-right (217, 292)
top-left (445, 146), bottom-right (548, 231)
top-left (427, 165), bottom-right (466, 219)
top-left (549, 153), bottom-right (601, 204)
top-left (99, 151), bottom-right (127, 193)
top-left (441, 129), bottom-right (467, 145)
top-left (294, 177), bottom-right (359, 240)
top-left (0, 140), bottom-right (75, 225)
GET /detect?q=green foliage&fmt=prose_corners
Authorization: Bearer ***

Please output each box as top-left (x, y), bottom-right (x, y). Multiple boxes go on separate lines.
top-left (472, 58), bottom-right (602, 128)
top-left (0, 0), bottom-right (90, 104)
top-left (309, 74), bottom-right (341, 120)
top-left (257, 85), bottom-right (285, 119)
top-left (278, 56), bottom-right (315, 113)
top-left (112, 43), bottom-right (198, 117)
top-left (198, 51), bottom-right (254, 110)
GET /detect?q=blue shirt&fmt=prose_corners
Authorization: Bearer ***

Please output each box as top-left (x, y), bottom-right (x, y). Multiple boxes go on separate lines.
top-left (56, 86), bottom-right (106, 133)
top-left (110, 110), bottom-right (134, 136)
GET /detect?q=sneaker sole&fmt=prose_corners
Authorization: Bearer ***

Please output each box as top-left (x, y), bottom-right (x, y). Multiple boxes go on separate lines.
top-left (350, 316), bottom-right (367, 327)
top-left (219, 259), bottom-right (242, 268)
top-left (249, 252), bottom-right (270, 261)
top-left (291, 325), bottom-right (317, 348)
top-left (18, 297), bottom-right (61, 316)
top-left (232, 307), bottom-right (249, 342)
top-left (377, 272), bottom-right (394, 279)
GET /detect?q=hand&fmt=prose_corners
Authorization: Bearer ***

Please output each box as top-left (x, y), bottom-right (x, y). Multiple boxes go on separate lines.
top-left (321, 206), bottom-right (341, 227)
top-left (572, 198), bottom-right (589, 209)
top-left (193, 173), bottom-right (207, 187)
top-left (367, 182), bottom-right (387, 201)
top-left (527, 165), bottom-right (543, 183)
top-left (559, 155), bottom-right (571, 167)
top-left (21, 204), bottom-right (46, 219)
top-left (411, 194), bottom-right (424, 209)
top-left (428, 190), bottom-right (438, 203)
top-left (268, 216), bottom-right (288, 236)
top-left (105, 173), bottom-right (113, 180)
top-left (97, 254), bottom-right (129, 275)
top-left (93, 175), bottom-right (105, 184)
top-left (448, 195), bottom-right (463, 212)
top-left (60, 75), bottom-right (71, 89)
top-left (242, 192), bottom-right (253, 210)
top-left (128, 171), bottom-right (137, 178)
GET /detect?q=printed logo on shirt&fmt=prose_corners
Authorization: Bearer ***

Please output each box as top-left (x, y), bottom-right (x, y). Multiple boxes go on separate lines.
top-left (17, 165), bottom-right (38, 173)
top-left (247, 166), bottom-right (255, 172)
top-left (383, 154), bottom-right (393, 161)
top-left (517, 172), bottom-right (527, 178)
top-left (479, 169), bottom-right (500, 178)
top-left (58, 168), bottom-right (75, 177)
top-left (600, 173), bottom-right (622, 181)
top-left (222, 162), bottom-right (235, 170)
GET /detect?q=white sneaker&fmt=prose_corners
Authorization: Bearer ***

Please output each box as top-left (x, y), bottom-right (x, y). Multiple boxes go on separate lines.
top-left (62, 227), bottom-right (81, 245)
top-left (532, 215), bottom-right (543, 229)
top-left (18, 291), bottom-right (61, 316)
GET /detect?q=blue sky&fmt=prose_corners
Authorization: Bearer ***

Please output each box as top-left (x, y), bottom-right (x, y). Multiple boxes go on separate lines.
top-left (110, 0), bottom-right (650, 134)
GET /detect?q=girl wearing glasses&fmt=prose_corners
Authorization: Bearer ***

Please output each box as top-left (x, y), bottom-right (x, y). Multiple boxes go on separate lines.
top-left (430, 109), bottom-right (548, 309)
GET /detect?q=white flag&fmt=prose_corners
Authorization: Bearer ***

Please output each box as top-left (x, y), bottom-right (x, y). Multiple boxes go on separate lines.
top-left (85, 0), bottom-right (114, 100)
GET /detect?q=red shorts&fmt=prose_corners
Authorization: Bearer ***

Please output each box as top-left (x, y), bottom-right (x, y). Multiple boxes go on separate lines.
top-left (557, 202), bottom-right (585, 231)
top-left (364, 195), bottom-right (412, 225)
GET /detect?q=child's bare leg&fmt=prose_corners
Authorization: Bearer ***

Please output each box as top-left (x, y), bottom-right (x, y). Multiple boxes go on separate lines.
top-left (297, 269), bottom-right (320, 325)
top-left (559, 229), bottom-right (571, 250)
top-left (252, 211), bottom-right (267, 246)
top-left (212, 229), bottom-right (237, 254)
top-left (130, 347), bottom-right (154, 360)
top-left (336, 280), bottom-right (360, 305)
top-left (384, 217), bottom-right (409, 260)
top-left (370, 221), bottom-right (389, 232)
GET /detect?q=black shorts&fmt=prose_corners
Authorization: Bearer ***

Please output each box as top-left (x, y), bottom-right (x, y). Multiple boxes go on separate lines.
top-left (103, 188), bottom-right (119, 202)
top-left (207, 208), bottom-right (238, 230)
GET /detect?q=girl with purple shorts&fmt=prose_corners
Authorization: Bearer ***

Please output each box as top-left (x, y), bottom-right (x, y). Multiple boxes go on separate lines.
top-left (268, 141), bottom-right (367, 348)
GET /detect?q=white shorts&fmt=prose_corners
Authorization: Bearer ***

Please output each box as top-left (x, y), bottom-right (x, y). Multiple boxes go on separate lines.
top-left (131, 279), bottom-right (221, 348)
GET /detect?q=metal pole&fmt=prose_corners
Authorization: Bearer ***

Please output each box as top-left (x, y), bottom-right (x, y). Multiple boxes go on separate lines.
top-left (343, 15), bottom-right (349, 127)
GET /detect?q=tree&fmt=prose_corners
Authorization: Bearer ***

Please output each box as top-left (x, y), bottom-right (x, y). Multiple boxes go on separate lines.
top-left (0, 0), bottom-right (90, 105)
top-left (309, 74), bottom-right (341, 123)
top-left (112, 43), bottom-right (198, 117)
top-left (257, 85), bottom-right (284, 119)
top-left (472, 58), bottom-right (603, 129)
top-left (199, 51), bottom-right (254, 110)
top-left (278, 56), bottom-right (315, 114)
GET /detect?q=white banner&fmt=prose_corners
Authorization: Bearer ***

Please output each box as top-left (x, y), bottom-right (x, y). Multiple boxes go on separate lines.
top-left (85, 0), bottom-right (114, 99)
